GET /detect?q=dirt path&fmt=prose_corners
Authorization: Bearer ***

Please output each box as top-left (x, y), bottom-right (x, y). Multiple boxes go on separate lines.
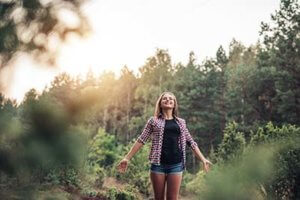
top-left (180, 194), bottom-right (196, 200)
top-left (102, 177), bottom-right (197, 200)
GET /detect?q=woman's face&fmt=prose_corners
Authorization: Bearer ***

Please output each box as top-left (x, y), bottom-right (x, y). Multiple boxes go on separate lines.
top-left (160, 93), bottom-right (175, 110)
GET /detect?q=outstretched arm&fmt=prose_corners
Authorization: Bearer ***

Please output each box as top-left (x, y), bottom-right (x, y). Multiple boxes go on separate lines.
top-left (184, 119), bottom-right (212, 172)
top-left (191, 146), bottom-right (212, 172)
top-left (117, 117), bottom-right (153, 173)
top-left (117, 141), bottom-right (144, 173)
top-left (125, 140), bottom-right (144, 160)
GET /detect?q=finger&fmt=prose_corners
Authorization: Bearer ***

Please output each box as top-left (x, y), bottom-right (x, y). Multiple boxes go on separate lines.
top-left (120, 167), bottom-right (125, 173)
top-left (117, 162), bottom-right (123, 168)
top-left (205, 161), bottom-right (212, 166)
top-left (117, 164), bottom-right (121, 171)
top-left (119, 163), bottom-right (124, 169)
top-left (121, 163), bottom-right (127, 170)
top-left (118, 164), bottom-right (124, 172)
top-left (204, 166), bottom-right (208, 173)
top-left (118, 164), bottom-right (127, 173)
top-left (204, 164), bottom-right (210, 172)
top-left (117, 166), bottom-right (122, 173)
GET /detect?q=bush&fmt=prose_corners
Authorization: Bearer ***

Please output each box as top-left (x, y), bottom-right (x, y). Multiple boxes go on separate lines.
top-left (185, 122), bottom-right (300, 200)
top-left (186, 145), bottom-right (274, 200)
top-left (105, 186), bottom-right (141, 200)
top-left (88, 128), bottom-right (121, 170)
top-left (217, 121), bottom-right (246, 162)
top-left (113, 140), bottom-right (151, 195)
top-left (83, 163), bottom-right (106, 188)
top-left (250, 122), bottom-right (300, 200)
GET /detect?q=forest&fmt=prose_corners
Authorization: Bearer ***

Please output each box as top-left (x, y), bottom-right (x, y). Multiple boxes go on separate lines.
top-left (0, 0), bottom-right (299, 199)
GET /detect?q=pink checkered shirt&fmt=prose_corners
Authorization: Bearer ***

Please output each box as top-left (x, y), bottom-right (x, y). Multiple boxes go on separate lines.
top-left (137, 115), bottom-right (198, 169)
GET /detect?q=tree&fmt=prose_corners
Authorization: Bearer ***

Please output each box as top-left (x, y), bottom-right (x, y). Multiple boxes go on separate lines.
top-left (225, 40), bottom-right (262, 128)
top-left (0, 0), bottom-right (90, 78)
top-left (215, 46), bottom-right (228, 135)
top-left (117, 66), bottom-right (138, 142)
top-left (259, 0), bottom-right (300, 125)
top-left (135, 49), bottom-right (175, 122)
top-left (174, 51), bottom-right (224, 171)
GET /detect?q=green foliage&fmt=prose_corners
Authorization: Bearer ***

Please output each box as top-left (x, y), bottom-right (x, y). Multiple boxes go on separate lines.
top-left (44, 167), bottom-right (80, 187)
top-left (250, 122), bottom-right (300, 199)
top-left (1, 0), bottom-right (300, 198)
top-left (84, 128), bottom-right (121, 191)
top-left (0, 86), bottom-right (92, 198)
top-left (88, 128), bottom-right (120, 169)
top-left (0, 0), bottom-right (90, 68)
top-left (259, 0), bottom-right (300, 125)
top-left (186, 121), bottom-right (300, 200)
top-left (83, 164), bottom-right (106, 188)
top-left (195, 145), bottom-right (274, 200)
top-left (135, 49), bottom-right (175, 119)
top-left (250, 122), bottom-right (300, 144)
top-left (105, 186), bottom-right (141, 200)
top-left (174, 51), bottom-right (227, 170)
top-left (225, 41), bottom-right (260, 126)
top-left (113, 141), bottom-right (151, 195)
top-left (217, 121), bottom-right (246, 162)
top-left (185, 170), bottom-right (206, 195)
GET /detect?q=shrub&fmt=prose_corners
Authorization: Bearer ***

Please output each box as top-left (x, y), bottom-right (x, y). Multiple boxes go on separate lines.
top-left (113, 140), bottom-right (151, 195)
top-left (217, 121), bottom-right (246, 162)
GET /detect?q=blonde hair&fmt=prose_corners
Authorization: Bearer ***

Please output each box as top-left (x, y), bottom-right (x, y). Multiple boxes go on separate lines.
top-left (154, 92), bottom-right (178, 118)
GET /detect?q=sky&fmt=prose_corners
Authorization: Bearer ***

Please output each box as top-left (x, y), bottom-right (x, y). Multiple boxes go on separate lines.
top-left (1, 0), bottom-right (281, 102)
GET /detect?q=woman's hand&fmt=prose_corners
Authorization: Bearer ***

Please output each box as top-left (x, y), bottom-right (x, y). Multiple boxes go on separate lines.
top-left (202, 159), bottom-right (212, 173)
top-left (117, 158), bottom-right (129, 173)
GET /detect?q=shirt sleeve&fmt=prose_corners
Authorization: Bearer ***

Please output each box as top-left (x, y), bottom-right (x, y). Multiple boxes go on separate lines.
top-left (137, 117), bottom-right (153, 144)
top-left (183, 120), bottom-right (198, 150)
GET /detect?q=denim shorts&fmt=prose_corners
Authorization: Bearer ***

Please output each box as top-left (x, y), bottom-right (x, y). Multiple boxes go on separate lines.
top-left (150, 162), bottom-right (184, 175)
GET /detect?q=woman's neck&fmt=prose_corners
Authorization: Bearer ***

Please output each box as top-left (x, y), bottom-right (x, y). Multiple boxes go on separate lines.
top-left (162, 109), bottom-right (173, 119)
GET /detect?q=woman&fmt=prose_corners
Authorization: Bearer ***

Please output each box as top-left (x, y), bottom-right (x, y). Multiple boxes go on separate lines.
top-left (117, 91), bottom-right (212, 200)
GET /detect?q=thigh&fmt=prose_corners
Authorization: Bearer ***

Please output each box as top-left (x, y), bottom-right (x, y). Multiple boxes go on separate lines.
top-left (150, 172), bottom-right (167, 200)
top-left (166, 173), bottom-right (182, 200)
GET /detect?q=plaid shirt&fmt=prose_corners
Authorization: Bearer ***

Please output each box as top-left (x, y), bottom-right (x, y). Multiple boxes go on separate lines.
top-left (137, 115), bottom-right (198, 169)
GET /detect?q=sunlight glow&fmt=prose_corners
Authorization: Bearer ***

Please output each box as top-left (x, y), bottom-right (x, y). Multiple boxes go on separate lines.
top-left (3, 0), bottom-right (281, 103)
top-left (2, 55), bottom-right (57, 102)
